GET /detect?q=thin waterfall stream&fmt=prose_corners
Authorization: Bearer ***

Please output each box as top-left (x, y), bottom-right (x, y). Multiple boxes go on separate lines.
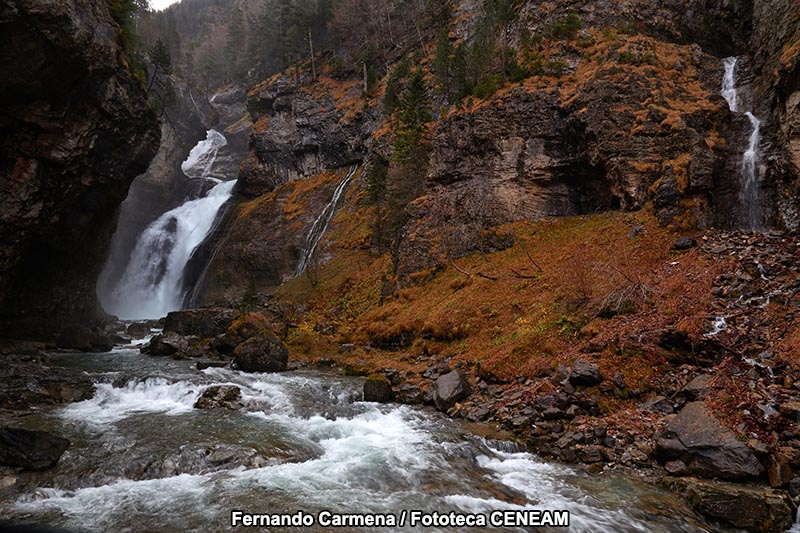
top-left (721, 56), bottom-right (763, 230)
top-left (296, 165), bottom-right (358, 276)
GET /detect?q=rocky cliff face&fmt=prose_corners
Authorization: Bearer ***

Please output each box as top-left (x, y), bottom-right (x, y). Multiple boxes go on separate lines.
top-left (0, 0), bottom-right (160, 337)
top-left (202, 0), bottom-right (800, 301)
top-left (750, 0), bottom-right (800, 229)
top-left (239, 73), bottom-right (379, 198)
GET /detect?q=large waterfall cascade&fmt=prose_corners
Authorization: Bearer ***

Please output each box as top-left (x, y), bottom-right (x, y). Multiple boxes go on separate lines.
top-left (295, 165), bottom-right (358, 276)
top-left (99, 130), bottom-right (237, 320)
top-left (721, 56), bottom-right (763, 230)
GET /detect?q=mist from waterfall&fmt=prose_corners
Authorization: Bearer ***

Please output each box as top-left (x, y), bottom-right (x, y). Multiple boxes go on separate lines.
top-left (295, 165), bottom-right (357, 276)
top-left (721, 56), bottom-right (763, 230)
top-left (99, 130), bottom-right (236, 320)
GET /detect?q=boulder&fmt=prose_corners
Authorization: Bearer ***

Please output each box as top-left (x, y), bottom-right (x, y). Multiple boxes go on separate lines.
top-left (363, 377), bottom-right (394, 403)
top-left (194, 386), bottom-right (243, 410)
top-left (225, 312), bottom-right (271, 344)
top-left (140, 333), bottom-right (188, 357)
top-left (232, 334), bottom-right (288, 373)
top-left (126, 322), bottom-right (151, 339)
top-left (663, 477), bottom-right (793, 532)
top-left (0, 427), bottom-right (70, 470)
top-left (432, 371), bottom-right (471, 412)
top-left (163, 308), bottom-right (238, 338)
top-left (655, 402), bottom-right (764, 480)
top-left (671, 236), bottom-right (698, 251)
top-left (568, 359), bottom-right (603, 387)
top-left (55, 324), bottom-right (114, 353)
top-left (0, 359), bottom-right (95, 409)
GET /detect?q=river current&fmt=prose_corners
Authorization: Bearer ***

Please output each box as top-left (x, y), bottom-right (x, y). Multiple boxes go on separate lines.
top-left (0, 342), bottom-right (721, 532)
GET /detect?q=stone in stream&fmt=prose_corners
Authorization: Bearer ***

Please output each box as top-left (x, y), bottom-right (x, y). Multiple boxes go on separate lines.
top-left (126, 322), bottom-right (151, 339)
top-left (55, 324), bottom-right (114, 353)
top-left (232, 333), bottom-right (288, 373)
top-left (654, 401), bottom-right (764, 480)
top-left (140, 333), bottom-right (188, 356)
top-left (432, 370), bottom-right (471, 412)
top-left (163, 308), bottom-right (238, 338)
top-left (363, 377), bottom-right (394, 403)
top-left (194, 386), bottom-right (243, 410)
top-left (0, 427), bottom-right (70, 471)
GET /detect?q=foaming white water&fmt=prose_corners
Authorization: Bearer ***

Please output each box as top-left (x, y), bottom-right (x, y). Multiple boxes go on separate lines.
top-left (721, 57), bottom-right (739, 112)
top-left (60, 378), bottom-right (200, 426)
top-left (473, 450), bottom-right (652, 532)
top-left (181, 129), bottom-right (227, 179)
top-left (235, 406), bottom-right (430, 503)
top-left (295, 165), bottom-right (357, 276)
top-left (15, 474), bottom-right (214, 532)
top-left (102, 179), bottom-right (236, 320)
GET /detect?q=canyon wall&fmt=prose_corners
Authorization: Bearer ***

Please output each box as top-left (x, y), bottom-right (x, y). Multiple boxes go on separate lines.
top-left (0, 0), bottom-right (160, 337)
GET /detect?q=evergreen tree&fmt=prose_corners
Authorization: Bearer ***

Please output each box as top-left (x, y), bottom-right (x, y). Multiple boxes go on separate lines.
top-left (393, 70), bottom-right (431, 162)
top-left (432, 28), bottom-right (453, 97)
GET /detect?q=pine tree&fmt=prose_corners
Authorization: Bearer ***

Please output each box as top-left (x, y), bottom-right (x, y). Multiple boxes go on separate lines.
top-left (393, 70), bottom-right (431, 163)
top-left (432, 28), bottom-right (453, 97)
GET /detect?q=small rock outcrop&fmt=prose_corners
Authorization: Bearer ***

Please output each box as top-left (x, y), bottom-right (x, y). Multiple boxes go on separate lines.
top-left (141, 333), bottom-right (188, 357)
top-left (194, 385), bottom-right (243, 410)
top-left (568, 359), bottom-right (603, 387)
top-left (163, 308), bottom-right (238, 338)
top-left (55, 324), bottom-right (114, 353)
top-left (655, 402), bottom-right (764, 480)
top-left (232, 334), bottom-right (289, 373)
top-left (663, 477), bottom-right (793, 533)
top-left (432, 371), bottom-right (472, 412)
top-left (0, 427), bottom-right (70, 471)
top-left (363, 377), bottom-right (394, 403)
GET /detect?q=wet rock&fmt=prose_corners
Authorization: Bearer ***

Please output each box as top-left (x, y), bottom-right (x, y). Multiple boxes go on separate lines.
top-left (662, 477), bottom-right (793, 533)
top-left (655, 402), bottom-right (764, 480)
top-left (164, 308), bottom-right (238, 338)
top-left (396, 383), bottom-right (425, 404)
top-left (194, 386), bottom-right (243, 410)
top-left (232, 333), bottom-right (288, 373)
top-left (432, 371), bottom-right (472, 412)
top-left (56, 324), bottom-right (114, 353)
top-left (0, 359), bottom-right (95, 409)
top-left (568, 359), bottom-right (603, 387)
top-left (0, 427), bottom-right (70, 471)
top-left (363, 377), bottom-right (394, 403)
top-left (126, 322), bottom-right (151, 339)
top-left (196, 361), bottom-right (229, 371)
top-left (683, 374), bottom-right (713, 401)
top-left (141, 333), bottom-right (188, 356)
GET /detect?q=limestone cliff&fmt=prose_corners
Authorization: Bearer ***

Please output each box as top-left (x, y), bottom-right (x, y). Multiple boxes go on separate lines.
top-left (0, 0), bottom-right (160, 337)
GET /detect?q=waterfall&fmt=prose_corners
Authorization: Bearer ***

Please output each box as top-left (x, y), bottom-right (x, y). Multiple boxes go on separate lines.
top-left (295, 165), bottom-right (357, 276)
top-left (100, 130), bottom-right (236, 320)
top-left (721, 56), bottom-right (763, 230)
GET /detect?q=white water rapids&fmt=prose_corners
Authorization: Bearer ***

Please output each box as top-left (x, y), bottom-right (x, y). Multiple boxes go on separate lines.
top-left (100, 130), bottom-right (236, 320)
top-left (1, 349), bottom-right (716, 532)
top-left (721, 57), bottom-right (763, 230)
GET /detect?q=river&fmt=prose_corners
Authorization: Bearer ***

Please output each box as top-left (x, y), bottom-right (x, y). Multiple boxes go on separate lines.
top-left (0, 342), bottom-right (721, 532)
